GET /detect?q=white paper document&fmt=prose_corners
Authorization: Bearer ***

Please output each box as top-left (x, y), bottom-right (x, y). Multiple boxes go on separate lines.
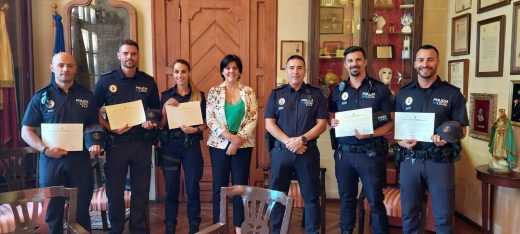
top-left (105, 100), bottom-right (146, 130)
top-left (334, 107), bottom-right (374, 137)
top-left (166, 101), bottom-right (204, 129)
top-left (394, 112), bottom-right (435, 142)
top-left (41, 123), bottom-right (84, 151)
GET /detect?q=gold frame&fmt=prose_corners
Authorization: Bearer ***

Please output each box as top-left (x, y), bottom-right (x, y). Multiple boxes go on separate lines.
top-left (469, 93), bottom-right (498, 141)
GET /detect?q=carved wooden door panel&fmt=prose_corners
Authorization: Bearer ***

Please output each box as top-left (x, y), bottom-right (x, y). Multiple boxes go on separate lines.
top-left (153, 0), bottom-right (276, 202)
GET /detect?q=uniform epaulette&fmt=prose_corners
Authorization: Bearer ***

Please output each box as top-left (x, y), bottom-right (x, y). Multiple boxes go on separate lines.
top-left (273, 84), bottom-right (287, 90)
top-left (100, 70), bottom-right (116, 77)
top-left (141, 71), bottom-right (154, 80)
top-left (34, 83), bottom-right (52, 94)
top-left (400, 80), bottom-right (415, 89)
top-left (442, 80), bottom-right (461, 90)
top-left (368, 77), bottom-right (384, 85)
top-left (161, 87), bottom-right (174, 95)
top-left (305, 83), bottom-right (321, 90)
top-left (75, 83), bottom-right (93, 93)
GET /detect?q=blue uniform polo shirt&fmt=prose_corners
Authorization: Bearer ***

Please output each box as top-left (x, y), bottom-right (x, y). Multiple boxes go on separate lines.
top-left (93, 68), bottom-right (161, 134)
top-left (265, 83), bottom-right (329, 140)
top-left (395, 77), bottom-right (468, 150)
top-left (328, 76), bottom-right (394, 145)
top-left (22, 81), bottom-right (99, 153)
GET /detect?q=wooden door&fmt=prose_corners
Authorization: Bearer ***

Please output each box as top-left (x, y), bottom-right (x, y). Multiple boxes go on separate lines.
top-left (153, 0), bottom-right (277, 202)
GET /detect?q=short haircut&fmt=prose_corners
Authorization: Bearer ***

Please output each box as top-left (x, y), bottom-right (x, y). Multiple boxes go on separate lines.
top-left (415, 44), bottom-right (439, 57)
top-left (286, 54), bottom-right (306, 67)
top-left (119, 39), bottom-right (139, 51)
top-left (220, 54), bottom-right (243, 80)
top-left (173, 59), bottom-right (190, 71)
top-left (343, 46), bottom-right (366, 59)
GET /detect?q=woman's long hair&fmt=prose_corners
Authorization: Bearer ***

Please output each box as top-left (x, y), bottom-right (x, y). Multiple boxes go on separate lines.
top-left (173, 59), bottom-right (201, 102)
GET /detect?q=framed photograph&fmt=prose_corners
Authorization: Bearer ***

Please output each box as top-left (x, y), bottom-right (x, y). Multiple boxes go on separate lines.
top-left (320, 7), bottom-right (344, 34)
top-left (280, 40), bottom-right (304, 70)
top-left (455, 0), bottom-right (472, 13)
top-left (451, 13), bottom-right (471, 56)
top-left (469, 93), bottom-right (498, 141)
top-left (511, 1), bottom-right (520, 74)
top-left (510, 80), bottom-right (520, 125)
top-left (476, 15), bottom-right (505, 77)
top-left (374, 45), bottom-right (393, 59)
top-left (448, 59), bottom-right (469, 100)
top-left (478, 0), bottom-right (510, 14)
top-left (322, 41), bottom-right (343, 56)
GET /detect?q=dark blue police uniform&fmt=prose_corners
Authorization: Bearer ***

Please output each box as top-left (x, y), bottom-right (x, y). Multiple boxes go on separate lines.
top-left (395, 78), bottom-right (468, 234)
top-left (93, 68), bottom-right (160, 233)
top-left (328, 77), bottom-right (392, 234)
top-left (159, 85), bottom-right (205, 230)
top-left (265, 83), bottom-right (328, 234)
top-left (22, 81), bottom-right (97, 233)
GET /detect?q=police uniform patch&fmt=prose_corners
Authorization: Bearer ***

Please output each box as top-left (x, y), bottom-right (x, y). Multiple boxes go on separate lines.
top-left (405, 97), bottom-right (413, 105)
top-left (109, 85), bottom-right (118, 93)
top-left (278, 98), bottom-right (285, 105)
top-left (443, 126), bottom-right (450, 133)
top-left (93, 132), bottom-right (101, 140)
top-left (147, 111), bottom-right (155, 118)
top-left (341, 92), bottom-right (349, 100)
top-left (46, 100), bottom-right (55, 108)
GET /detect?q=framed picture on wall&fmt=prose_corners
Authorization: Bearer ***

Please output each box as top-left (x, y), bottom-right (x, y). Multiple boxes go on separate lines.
top-left (320, 7), bottom-right (344, 34)
top-left (322, 41), bottom-right (343, 56)
top-left (511, 1), bottom-right (520, 75)
top-left (448, 59), bottom-right (469, 100)
top-left (451, 13), bottom-right (471, 56)
top-left (469, 93), bottom-right (498, 141)
top-left (510, 80), bottom-right (520, 125)
top-left (455, 0), bottom-right (472, 13)
top-left (476, 15), bottom-right (505, 77)
top-left (280, 40), bottom-right (304, 70)
top-left (374, 45), bottom-right (393, 59)
top-left (478, 0), bottom-right (510, 14)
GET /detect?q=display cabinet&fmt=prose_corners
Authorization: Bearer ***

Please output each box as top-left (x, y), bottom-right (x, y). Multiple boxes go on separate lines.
top-left (309, 0), bottom-right (423, 97)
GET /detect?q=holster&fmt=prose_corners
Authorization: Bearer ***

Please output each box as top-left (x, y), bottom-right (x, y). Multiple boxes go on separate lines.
top-left (392, 144), bottom-right (406, 170)
top-left (265, 132), bottom-right (275, 152)
top-left (330, 128), bottom-right (338, 150)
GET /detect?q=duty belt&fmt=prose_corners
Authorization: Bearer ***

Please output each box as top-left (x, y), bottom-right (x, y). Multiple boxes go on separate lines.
top-left (337, 143), bottom-right (374, 153)
top-left (161, 130), bottom-right (185, 140)
top-left (110, 133), bottom-right (144, 143)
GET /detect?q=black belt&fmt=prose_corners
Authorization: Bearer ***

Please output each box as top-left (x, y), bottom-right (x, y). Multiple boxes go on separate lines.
top-left (337, 143), bottom-right (374, 153)
top-left (110, 133), bottom-right (144, 143)
top-left (161, 130), bottom-right (185, 140)
top-left (274, 140), bottom-right (317, 149)
top-left (405, 149), bottom-right (430, 159)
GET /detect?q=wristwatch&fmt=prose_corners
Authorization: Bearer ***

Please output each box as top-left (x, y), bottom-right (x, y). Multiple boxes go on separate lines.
top-left (301, 136), bottom-right (308, 145)
top-left (42, 146), bottom-right (49, 155)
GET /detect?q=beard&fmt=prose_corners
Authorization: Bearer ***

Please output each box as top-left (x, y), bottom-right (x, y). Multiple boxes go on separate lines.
top-left (348, 66), bottom-right (361, 77)
top-left (123, 60), bottom-right (136, 69)
top-left (416, 66), bottom-right (436, 79)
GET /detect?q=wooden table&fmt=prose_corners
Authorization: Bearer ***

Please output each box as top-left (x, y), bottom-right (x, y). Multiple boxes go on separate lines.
top-left (475, 164), bottom-right (520, 234)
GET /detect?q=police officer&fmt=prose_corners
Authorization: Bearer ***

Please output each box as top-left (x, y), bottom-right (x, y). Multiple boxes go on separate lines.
top-left (93, 39), bottom-right (160, 233)
top-left (21, 52), bottom-right (101, 233)
top-left (395, 44), bottom-right (468, 234)
top-left (159, 59), bottom-right (206, 234)
top-left (329, 46), bottom-right (392, 234)
top-left (265, 55), bottom-right (328, 234)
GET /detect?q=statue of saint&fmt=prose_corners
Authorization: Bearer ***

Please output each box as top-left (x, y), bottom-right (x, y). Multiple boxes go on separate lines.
top-left (488, 109), bottom-right (517, 173)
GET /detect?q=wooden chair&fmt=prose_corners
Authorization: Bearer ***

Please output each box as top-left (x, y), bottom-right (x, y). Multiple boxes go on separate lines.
top-left (89, 153), bottom-right (132, 231)
top-left (263, 167), bottom-right (327, 234)
top-left (197, 185), bottom-right (294, 234)
top-left (0, 147), bottom-right (39, 192)
top-left (0, 186), bottom-right (88, 233)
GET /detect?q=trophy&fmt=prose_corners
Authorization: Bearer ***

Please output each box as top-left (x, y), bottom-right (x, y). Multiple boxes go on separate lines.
top-left (400, 13), bottom-right (413, 34)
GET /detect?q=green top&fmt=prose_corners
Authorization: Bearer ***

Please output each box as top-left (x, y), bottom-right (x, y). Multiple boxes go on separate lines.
top-left (225, 98), bottom-right (245, 134)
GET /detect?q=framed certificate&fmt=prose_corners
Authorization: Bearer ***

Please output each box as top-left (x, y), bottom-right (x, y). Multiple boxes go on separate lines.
top-left (451, 13), bottom-right (471, 56)
top-left (476, 15), bottom-right (505, 77)
top-left (448, 59), bottom-right (469, 100)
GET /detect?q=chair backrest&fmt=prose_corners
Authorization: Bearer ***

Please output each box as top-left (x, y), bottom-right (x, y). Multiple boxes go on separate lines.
top-left (0, 186), bottom-right (84, 233)
top-left (218, 185), bottom-right (294, 234)
top-left (0, 147), bottom-right (38, 191)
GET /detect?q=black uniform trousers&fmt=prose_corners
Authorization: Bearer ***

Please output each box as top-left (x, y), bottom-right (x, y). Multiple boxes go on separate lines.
top-left (105, 141), bottom-right (152, 234)
top-left (39, 153), bottom-right (93, 234)
top-left (209, 146), bottom-right (252, 227)
top-left (269, 144), bottom-right (321, 234)
top-left (334, 149), bottom-right (388, 233)
top-left (400, 158), bottom-right (455, 234)
top-left (161, 141), bottom-right (204, 224)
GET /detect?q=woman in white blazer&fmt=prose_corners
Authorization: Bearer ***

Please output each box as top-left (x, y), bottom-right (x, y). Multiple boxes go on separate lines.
top-left (206, 54), bottom-right (258, 234)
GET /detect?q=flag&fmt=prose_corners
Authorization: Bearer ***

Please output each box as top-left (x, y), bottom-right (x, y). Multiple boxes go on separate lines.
top-left (51, 13), bottom-right (65, 82)
top-left (0, 8), bottom-right (20, 148)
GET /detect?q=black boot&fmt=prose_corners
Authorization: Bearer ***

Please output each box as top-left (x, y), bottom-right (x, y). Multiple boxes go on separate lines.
top-left (165, 222), bottom-right (176, 234)
top-left (188, 220), bottom-right (200, 234)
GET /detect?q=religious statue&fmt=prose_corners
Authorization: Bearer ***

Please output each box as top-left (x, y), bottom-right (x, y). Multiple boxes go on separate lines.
top-left (488, 109), bottom-right (517, 173)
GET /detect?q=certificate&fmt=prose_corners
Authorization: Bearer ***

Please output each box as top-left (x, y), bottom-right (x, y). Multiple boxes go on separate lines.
top-left (165, 101), bottom-right (204, 129)
top-left (105, 100), bottom-right (146, 130)
top-left (394, 112), bottom-right (435, 142)
top-left (334, 107), bottom-right (374, 137)
top-left (41, 123), bottom-right (83, 151)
